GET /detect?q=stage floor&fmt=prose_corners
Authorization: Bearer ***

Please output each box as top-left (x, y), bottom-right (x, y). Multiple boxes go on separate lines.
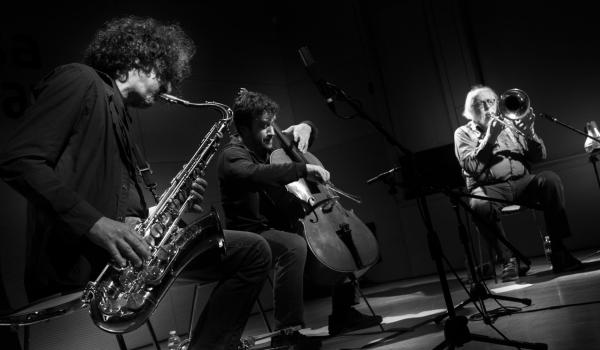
top-left (233, 250), bottom-right (600, 350)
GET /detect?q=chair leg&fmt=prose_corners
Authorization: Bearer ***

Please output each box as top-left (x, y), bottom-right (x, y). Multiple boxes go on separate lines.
top-left (115, 334), bottom-right (128, 350)
top-left (255, 297), bottom-right (272, 332)
top-left (24, 326), bottom-right (29, 350)
top-left (489, 243), bottom-right (498, 284)
top-left (258, 271), bottom-right (274, 332)
top-left (531, 209), bottom-right (546, 243)
top-left (188, 284), bottom-right (199, 339)
top-left (145, 320), bottom-right (161, 350)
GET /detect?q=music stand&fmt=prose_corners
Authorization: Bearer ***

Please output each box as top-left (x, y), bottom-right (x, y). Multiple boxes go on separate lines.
top-left (345, 118), bottom-right (544, 348)
top-left (375, 145), bottom-right (533, 323)
top-left (395, 144), bottom-right (532, 266)
top-left (432, 188), bottom-right (533, 325)
top-left (368, 148), bottom-right (545, 349)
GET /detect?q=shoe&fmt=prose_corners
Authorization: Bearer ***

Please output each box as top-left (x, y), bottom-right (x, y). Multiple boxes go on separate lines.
top-left (518, 263), bottom-right (531, 277)
top-left (501, 258), bottom-right (518, 282)
top-left (328, 307), bottom-right (382, 336)
top-left (466, 262), bottom-right (495, 282)
top-left (271, 330), bottom-right (322, 350)
top-left (551, 247), bottom-right (584, 274)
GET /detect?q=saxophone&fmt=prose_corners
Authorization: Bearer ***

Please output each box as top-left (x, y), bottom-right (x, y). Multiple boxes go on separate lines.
top-left (81, 93), bottom-right (233, 333)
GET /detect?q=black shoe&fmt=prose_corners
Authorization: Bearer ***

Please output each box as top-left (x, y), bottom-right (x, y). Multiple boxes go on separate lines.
top-left (518, 263), bottom-right (531, 277)
top-left (551, 248), bottom-right (584, 274)
top-left (328, 307), bottom-right (382, 336)
top-left (271, 331), bottom-right (321, 350)
top-left (466, 262), bottom-right (495, 282)
top-left (501, 258), bottom-right (518, 282)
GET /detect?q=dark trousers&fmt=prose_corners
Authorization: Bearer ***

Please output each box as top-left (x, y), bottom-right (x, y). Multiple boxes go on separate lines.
top-left (469, 170), bottom-right (571, 261)
top-left (183, 230), bottom-right (271, 350)
top-left (261, 229), bottom-right (358, 330)
top-left (261, 229), bottom-right (307, 329)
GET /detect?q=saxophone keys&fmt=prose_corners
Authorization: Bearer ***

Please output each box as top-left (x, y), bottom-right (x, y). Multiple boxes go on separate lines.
top-left (127, 293), bottom-right (147, 310)
top-left (150, 223), bottom-right (164, 238)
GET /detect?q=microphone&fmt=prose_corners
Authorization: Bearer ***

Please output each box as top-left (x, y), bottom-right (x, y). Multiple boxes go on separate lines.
top-left (298, 46), bottom-right (337, 112)
top-left (366, 166), bottom-right (401, 185)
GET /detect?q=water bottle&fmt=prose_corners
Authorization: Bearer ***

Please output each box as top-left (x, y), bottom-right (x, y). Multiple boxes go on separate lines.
top-left (167, 330), bottom-right (182, 350)
top-left (239, 335), bottom-right (256, 350)
top-left (584, 121), bottom-right (600, 152)
top-left (543, 235), bottom-right (552, 267)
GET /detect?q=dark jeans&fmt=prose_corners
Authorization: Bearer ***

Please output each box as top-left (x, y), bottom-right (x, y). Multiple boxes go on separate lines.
top-left (261, 229), bottom-right (307, 329)
top-left (469, 170), bottom-right (571, 261)
top-left (261, 229), bottom-right (358, 330)
top-left (183, 230), bottom-right (271, 350)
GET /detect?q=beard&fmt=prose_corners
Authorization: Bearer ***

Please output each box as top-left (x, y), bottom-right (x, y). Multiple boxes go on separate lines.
top-left (262, 136), bottom-right (274, 150)
top-left (126, 91), bottom-right (155, 108)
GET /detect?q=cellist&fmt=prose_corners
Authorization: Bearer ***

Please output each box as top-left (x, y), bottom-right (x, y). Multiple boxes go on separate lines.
top-left (216, 88), bottom-right (382, 348)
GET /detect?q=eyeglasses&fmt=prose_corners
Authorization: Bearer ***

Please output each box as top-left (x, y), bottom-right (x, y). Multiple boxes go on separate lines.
top-left (474, 98), bottom-right (497, 108)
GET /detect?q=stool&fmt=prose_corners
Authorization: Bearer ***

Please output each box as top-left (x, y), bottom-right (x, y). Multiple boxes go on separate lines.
top-left (500, 204), bottom-right (546, 256)
top-left (0, 290), bottom-right (160, 350)
top-left (175, 276), bottom-right (274, 345)
top-left (476, 204), bottom-right (545, 283)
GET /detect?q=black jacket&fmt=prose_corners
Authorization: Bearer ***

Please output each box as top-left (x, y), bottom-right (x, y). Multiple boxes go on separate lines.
top-left (0, 63), bottom-right (146, 299)
top-left (217, 124), bottom-right (316, 233)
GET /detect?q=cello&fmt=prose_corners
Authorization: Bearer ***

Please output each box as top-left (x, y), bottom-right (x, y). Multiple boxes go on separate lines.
top-left (269, 123), bottom-right (380, 286)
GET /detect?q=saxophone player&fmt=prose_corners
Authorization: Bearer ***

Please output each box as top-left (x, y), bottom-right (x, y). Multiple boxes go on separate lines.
top-left (0, 16), bottom-right (271, 350)
top-left (454, 85), bottom-right (583, 282)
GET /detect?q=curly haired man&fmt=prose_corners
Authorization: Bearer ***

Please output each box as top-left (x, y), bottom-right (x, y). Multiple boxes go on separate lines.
top-left (0, 16), bottom-right (271, 350)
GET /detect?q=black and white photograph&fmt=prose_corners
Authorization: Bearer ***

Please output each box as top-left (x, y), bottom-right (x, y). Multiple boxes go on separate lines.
top-left (1, 1), bottom-right (600, 349)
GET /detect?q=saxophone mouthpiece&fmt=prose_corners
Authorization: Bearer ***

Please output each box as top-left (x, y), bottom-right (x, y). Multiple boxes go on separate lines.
top-left (159, 93), bottom-right (189, 105)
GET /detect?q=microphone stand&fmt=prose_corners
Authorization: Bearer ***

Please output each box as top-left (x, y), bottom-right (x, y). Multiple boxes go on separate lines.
top-left (539, 113), bottom-right (600, 144)
top-left (322, 82), bottom-right (546, 349)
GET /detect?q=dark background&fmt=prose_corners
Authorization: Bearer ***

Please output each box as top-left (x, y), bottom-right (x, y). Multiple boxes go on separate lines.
top-left (2, 0), bottom-right (600, 337)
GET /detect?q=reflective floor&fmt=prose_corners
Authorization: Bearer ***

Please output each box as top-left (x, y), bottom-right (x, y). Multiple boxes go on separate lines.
top-left (238, 250), bottom-right (600, 350)
top-left (20, 249), bottom-right (600, 350)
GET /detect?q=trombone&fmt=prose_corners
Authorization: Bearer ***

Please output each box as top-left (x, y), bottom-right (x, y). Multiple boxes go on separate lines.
top-left (490, 88), bottom-right (534, 138)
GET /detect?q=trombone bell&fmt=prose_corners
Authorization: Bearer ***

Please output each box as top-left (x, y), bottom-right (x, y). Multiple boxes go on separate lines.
top-left (499, 88), bottom-right (530, 120)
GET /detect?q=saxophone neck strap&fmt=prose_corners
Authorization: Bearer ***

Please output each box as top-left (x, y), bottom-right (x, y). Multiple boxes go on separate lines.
top-left (132, 144), bottom-right (160, 204)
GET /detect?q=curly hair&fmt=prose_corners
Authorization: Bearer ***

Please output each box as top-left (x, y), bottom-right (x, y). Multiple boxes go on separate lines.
top-left (83, 16), bottom-right (195, 88)
top-left (233, 88), bottom-right (279, 132)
